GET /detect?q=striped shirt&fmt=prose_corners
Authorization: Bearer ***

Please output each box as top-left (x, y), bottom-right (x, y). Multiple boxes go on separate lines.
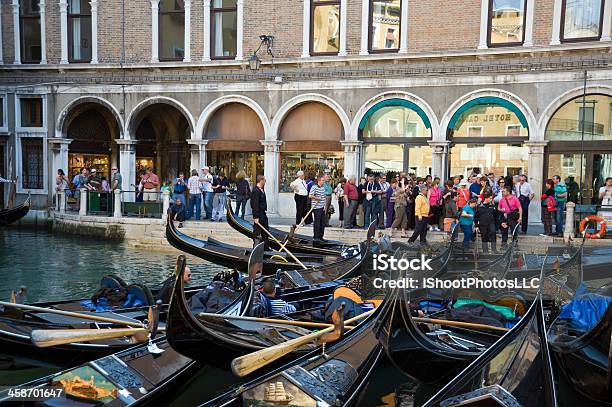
top-left (187, 175), bottom-right (201, 194)
top-left (270, 299), bottom-right (297, 315)
top-left (309, 185), bottom-right (326, 209)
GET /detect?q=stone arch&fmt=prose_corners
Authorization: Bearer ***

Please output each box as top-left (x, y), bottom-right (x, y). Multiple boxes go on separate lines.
top-left (196, 95), bottom-right (271, 140)
top-left (126, 96), bottom-right (196, 139)
top-left (537, 85), bottom-right (612, 140)
top-left (56, 96), bottom-right (124, 138)
top-left (270, 93), bottom-right (351, 142)
top-left (350, 91), bottom-right (440, 141)
top-left (439, 89), bottom-right (537, 142)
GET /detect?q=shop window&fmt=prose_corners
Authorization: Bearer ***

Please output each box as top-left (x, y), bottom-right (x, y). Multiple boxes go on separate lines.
top-left (369, 0), bottom-right (401, 52)
top-left (159, 0), bottom-right (185, 61)
top-left (20, 0), bottom-right (42, 63)
top-left (561, 0), bottom-right (604, 41)
top-left (545, 94), bottom-right (612, 141)
top-left (280, 153), bottom-right (344, 192)
top-left (311, 0), bottom-right (340, 55)
top-left (68, 0), bottom-right (92, 62)
top-left (450, 103), bottom-right (528, 138)
top-left (21, 137), bottom-right (44, 189)
top-left (450, 144), bottom-right (528, 179)
top-left (207, 151), bottom-right (263, 181)
top-left (211, 0), bottom-right (237, 59)
top-left (362, 106), bottom-right (431, 138)
top-left (20, 97), bottom-right (43, 127)
top-left (364, 143), bottom-right (404, 173)
top-left (487, 0), bottom-right (526, 46)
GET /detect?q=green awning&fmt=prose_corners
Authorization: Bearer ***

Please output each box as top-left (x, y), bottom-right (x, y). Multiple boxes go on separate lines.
top-left (448, 96), bottom-right (528, 129)
top-left (358, 99), bottom-right (432, 130)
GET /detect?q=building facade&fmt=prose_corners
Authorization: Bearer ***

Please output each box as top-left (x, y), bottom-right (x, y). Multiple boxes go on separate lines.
top-left (0, 0), bottom-right (611, 221)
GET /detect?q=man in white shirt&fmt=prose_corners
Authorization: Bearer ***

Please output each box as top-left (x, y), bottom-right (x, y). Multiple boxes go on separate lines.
top-left (378, 174), bottom-right (390, 228)
top-left (289, 170), bottom-right (309, 225)
top-left (187, 169), bottom-right (202, 220)
top-left (514, 174), bottom-right (534, 234)
top-left (200, 166), bottom-right (214, 220)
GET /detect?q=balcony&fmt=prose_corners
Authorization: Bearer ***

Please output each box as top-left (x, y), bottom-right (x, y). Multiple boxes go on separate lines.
top-left (546, 118), bottom-right (607, 141)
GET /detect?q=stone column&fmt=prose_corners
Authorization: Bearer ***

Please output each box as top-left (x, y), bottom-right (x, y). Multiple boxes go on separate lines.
top-left (261, 140), bottom-right (282, 215)
top-left (150, 0), bottom-right (160, 62)
top-left (79, 188), bottom-right (88, 216)
top-left (113, 189), bottom-right (122, 218)
top-left (338, 0), bottom-right (347, 56)
top-left (301, 0), bottom-right (310, 57)
top-left (526, 141), bottom-right (548, 225)
top-left (12, 0), bottom-right (21, 64)
top-left (162, 189), bottom-right (171, 220)
top-left (183, 0), bottom-right (192, 62)
top-left (49, 138), bottom-right (71, 211)
top-left (39, 0), bottom-right (47, 64)
top-left (187, 139), bottom-right (208, 171)
top-left (523, 0), bottom-right (534, 46)
top-left (602, 0), bottom-right (612, 42)
top-left (341, 141), bottom-right (362, 179)
top-left (202, 0), bottom-right (211, 61)
top-left (550, 0), bottom-right (562, 45)
top-left (359, 0), bottom-right (369, 55)
top-left (398, 0), bottom-right (409, 54)
top-left (116, 139), bottom-right (137, 201)
top-left (477, 0), bottom-right (488, 49)
top-left (428, 141), bottom-right (450, 179)
top-left (59, 0), bottom-right (68, 64)
top-left (235, 0), bottom-right (243, 60)
top-left (564, 201), bottom-right (576, 243)
top-left (90, 0), bottom-right (98, 63)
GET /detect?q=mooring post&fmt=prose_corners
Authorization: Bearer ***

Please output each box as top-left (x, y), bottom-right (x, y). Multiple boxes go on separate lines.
top-left (162, 189), bottom-right (171, 221)
top-left (564, 201), bottom-right (576, 244)
top-left (113, 189), bottom-right (122, 218)
top-left (59, 190), bottom-right (66, 214)
top-left (79, 188), bottom-right (88, 216)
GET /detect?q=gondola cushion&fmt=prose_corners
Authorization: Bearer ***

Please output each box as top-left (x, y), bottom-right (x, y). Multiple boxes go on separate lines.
top-left (558, 293), bottom-right (612, 332)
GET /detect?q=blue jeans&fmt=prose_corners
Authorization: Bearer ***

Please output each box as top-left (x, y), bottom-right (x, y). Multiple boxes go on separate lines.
top-left (555, 201), bottom-right (566, 235)
top-left (202, 191), bottom-right (214, 219)
top-left (236, 195), bottom-right (249, 219)
top-left (212, 193), bottom-right (227, 220)
top-left (461, 224), bottom-right (473, 248)
top-left (172, 193), bottom-right (186, 206)
top-left (189, 194), bottom-right (201, 220)
top-left (364, 199), bottom-right (381, 229)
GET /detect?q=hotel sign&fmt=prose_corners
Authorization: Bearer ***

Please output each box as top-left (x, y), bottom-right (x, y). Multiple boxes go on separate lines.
top-left (464, 114), bottom-right (514, 123)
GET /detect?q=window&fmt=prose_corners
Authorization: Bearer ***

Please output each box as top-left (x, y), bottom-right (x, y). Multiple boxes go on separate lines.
top-left (362, 106), bottom-right (431, 138)
top-left (487, 0), bottom-right (526, 46)
top-left (21, 138), bottom-right (44, 189)
top-left (68, 0), bottom-right (92, 62)
top-left (506, 124), bottom-right (522, 137)
top-left (211, 0), bottom-right (237, 59)
top-left (450, 103), bottom-right (528, 138)
top-left (561, 0), bottom-right (604, 41)
top-left (311, 0), bottom-right (340, 55)
top-left (159, 0), bottom-right (185, 61)
top-left (369, 0), bottom-right (401, 52)
top-left (20, 0), bottom-right (42, 63)
top-left (545, 94), bottom-right (612, 141)
top-left (20, 97), bottom-right (43, 127)
top-left (468, 126), bottom-right (484, 137)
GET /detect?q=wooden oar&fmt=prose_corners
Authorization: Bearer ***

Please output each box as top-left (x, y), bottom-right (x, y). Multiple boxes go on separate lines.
top-left (276, 206), bottom-right (315, 254)
top-left (0, 301), bottom-right (144, 328)
top-left (413, 317), bottom-right (510, 333)
top-left (197, 312), bottom-right (354, 330)
top-left (257, 224), bottom-right (308, 269)
top-left (231, 308), bottom-right (375, 377)
top-left (31, 327), bottom-right (150, 348)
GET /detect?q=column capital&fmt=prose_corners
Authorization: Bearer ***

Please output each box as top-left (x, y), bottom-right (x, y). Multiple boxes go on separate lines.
top-left (427, 140), bottom-right (451, 153)
top-left (59, 0), bottom-right (68, 11)
top-left (202, 0), bottom-right (211, 6)
top-left (261, 140), bottom-right (283, 152)
top-left (186, 138), bottom-right (209, 146)
top-left (184, 0), bottom-right (192, 5)
top-left (48, 137), bottom-right (73, 146)
top-left (341, 140), bottom-right (362, 153)
top-left (150, 0), bottom-right (160, 7)
top-left (524, 140), bottom-right (548, 154)
top-left (89, 0), bottom-right (98, 7)
top-left (11, 0), bottom-right (19, 10)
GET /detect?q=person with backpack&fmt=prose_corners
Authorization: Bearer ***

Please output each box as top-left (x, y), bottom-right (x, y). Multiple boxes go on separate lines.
top-left (460, 197), bottom-right (478, 249)
top-left (540, 179), bottom-right (557, 236)
top-left (234, 170), bottom-right (251, 219)
top-left (497, 187), bottom-right (522, 245)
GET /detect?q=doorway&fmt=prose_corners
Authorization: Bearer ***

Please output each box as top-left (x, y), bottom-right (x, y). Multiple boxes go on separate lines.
top-left (547, 152), bottom-right (612, 204)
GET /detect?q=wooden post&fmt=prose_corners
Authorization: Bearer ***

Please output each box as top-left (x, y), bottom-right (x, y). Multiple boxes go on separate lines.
top-left (564, 201), bottom-right (576, 244)
top-left (79, 188), bottom-right (88, 216)
top-left (113, 189), bottom-right (122, 218)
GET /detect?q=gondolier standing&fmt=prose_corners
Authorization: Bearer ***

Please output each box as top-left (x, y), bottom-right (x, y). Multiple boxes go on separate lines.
top-left (309, 176), bottom-right (327, 245)
top-left (290, 171), bottom-right (308, 225)
top-left (251, 175), bottom-right (269, 249)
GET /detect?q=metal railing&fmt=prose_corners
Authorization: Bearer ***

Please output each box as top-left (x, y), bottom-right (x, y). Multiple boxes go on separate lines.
top-left (546, 118), bottom-right (605, 135)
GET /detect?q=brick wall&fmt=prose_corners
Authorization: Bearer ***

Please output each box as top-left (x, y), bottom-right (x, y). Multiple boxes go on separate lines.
top-left (408, 0), bottom-right (481, 51)
top-left (346, 0), bottom-right (362, 54)
top-left (191, 0), bottom-right (203, 61)
top-left (45, 0), bottom-right (60, 63)
top-left (532, 0), bottom-right (554, 46)
top-left (2, 1), bottom-right (14, 63)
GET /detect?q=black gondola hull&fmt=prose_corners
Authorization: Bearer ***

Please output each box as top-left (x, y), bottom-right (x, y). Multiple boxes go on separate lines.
top-left (0, 197), bottom-right (30, 226)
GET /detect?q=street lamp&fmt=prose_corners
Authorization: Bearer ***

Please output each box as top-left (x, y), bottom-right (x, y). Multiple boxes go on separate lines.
top-left (248, 35), bottom-right (274, 71)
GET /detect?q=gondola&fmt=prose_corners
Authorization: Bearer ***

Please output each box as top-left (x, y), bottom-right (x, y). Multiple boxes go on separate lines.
top-left (200, 301), bottom-right (384, 406)
top-left (166, 212), bottom-right (376, 276)
top-left (166, 248), bottom-right (382, 369)
top-left (226, 197), bottom-right (347, 255)
top-left (0, 196), bottom-right (30, 226)
top-left (422, 290), bottom-right (557, 407)
top-left (376, 237), bottom-right (584, 385)
top-left (0, 274), bottom-right (208, 369)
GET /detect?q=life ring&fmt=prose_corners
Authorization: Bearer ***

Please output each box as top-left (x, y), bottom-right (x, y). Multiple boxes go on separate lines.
top-left (579, 215), bottom-right (607, 239)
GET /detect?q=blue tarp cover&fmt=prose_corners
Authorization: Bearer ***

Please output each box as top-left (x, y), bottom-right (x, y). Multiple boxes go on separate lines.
top-left (559, 291), bottom-right (612, 332)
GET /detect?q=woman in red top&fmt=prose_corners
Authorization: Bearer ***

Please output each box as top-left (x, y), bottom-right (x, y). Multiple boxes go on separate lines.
top-left (497, 187), bottom-right (522, 244)
top-left (540, 179), bottom-right (557, 236)
top-left (456, 180), bottom-right (471, 210)
top-left (427, 178), bottom-right (443, 231)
